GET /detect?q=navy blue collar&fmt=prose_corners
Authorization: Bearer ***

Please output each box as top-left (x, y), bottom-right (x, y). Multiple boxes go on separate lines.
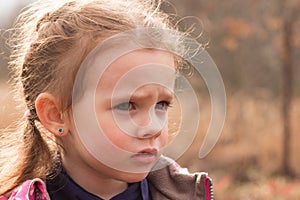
top-left (46, 169), bottom-right (150, 200)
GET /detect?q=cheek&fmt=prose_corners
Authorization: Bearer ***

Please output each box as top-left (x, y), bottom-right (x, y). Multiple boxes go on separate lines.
top-left (98, 114), bottom-right (133, 148)
top-left (160, 125), bottom-right (169, 147)
top-left (97, 112), bottom-right (114, 130)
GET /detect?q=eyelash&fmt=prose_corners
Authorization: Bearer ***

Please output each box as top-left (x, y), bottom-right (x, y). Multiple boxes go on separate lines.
top-left (113, 101), bottom-right (172, 111)
top-left (155, 101), bottom-right (172, 110)
top-left (113, 102), bottom-right (135, 111)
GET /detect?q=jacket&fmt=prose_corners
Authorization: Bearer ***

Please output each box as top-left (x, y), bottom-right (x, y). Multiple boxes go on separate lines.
top-left (148, 156), bottom-right (213, 199)
top-left (0, 157), bottom-right (213, 200)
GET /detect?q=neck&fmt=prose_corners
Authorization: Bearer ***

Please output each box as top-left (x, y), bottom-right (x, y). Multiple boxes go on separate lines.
top-left (61, 155), bottom-right (128, 199)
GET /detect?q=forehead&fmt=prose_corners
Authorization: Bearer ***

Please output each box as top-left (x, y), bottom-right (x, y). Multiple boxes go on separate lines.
top-left (98, 49), bottom-right (176, 89)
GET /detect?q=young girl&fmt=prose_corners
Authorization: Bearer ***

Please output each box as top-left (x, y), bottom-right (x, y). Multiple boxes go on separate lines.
top-left (0, 0), bottom-right (213, 199)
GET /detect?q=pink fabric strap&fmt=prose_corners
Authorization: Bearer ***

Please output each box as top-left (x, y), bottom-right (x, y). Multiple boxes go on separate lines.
top-left (0, 178), bottom-right (50, 200)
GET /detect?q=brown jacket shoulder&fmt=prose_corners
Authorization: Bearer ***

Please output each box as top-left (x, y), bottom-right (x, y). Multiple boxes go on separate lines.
top-left (148, 156), bottom-right (213, 200)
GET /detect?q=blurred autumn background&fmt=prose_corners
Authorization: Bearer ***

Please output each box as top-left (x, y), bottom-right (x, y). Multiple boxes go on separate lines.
top-left (1, 0), bottom-right (300, 199)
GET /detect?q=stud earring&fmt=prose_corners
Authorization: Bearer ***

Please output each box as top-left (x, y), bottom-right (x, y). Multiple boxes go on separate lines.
top-left (58, 128), bottom-right (64, 134)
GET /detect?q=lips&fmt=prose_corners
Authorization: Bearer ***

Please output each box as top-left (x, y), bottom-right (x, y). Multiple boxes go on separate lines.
top-left (131, 148), bottom-right (159, 164)
top-left (138, 148), bottom-right (158, 155)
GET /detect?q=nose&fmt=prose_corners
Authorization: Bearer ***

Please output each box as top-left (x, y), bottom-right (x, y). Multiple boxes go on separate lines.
top-left (134, 108), bottom-right (167, 139)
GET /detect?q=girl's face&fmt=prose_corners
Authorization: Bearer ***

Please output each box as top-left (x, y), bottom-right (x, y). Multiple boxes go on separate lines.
top-left (64, 49), bottom-right (176, 183)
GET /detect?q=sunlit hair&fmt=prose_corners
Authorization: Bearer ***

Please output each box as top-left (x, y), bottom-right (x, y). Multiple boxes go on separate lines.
top-left (0, 0), bottom-right (196, 195)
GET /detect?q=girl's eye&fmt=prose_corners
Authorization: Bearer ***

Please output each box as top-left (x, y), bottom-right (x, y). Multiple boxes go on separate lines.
top-left (155, 101), bottom-right (171, 111)
top-left (113, 102), bottom-right (134, 111)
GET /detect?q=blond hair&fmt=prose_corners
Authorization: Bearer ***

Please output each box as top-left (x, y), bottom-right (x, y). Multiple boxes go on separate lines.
top-left (0, 0), bottom-right (190, 195)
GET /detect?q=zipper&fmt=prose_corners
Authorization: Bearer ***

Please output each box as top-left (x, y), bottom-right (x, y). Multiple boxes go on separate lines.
top-left (204, 175), bottom-right (214, 200)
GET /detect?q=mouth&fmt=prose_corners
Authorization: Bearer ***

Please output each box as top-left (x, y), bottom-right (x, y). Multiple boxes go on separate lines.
top-left (131, 148), bottom-right (159, 164)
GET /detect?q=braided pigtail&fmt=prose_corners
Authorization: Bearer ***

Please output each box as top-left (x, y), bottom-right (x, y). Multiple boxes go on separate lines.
top-left (18, 109), bottom-right (51, 184)
top-left (0, 108), bottom-right (52, 195)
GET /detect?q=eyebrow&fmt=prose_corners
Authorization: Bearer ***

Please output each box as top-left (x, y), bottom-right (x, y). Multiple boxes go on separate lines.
top-left (110, 87), bottom-right (174, 103)
top-left (132, 89), bottom-right (174, 101)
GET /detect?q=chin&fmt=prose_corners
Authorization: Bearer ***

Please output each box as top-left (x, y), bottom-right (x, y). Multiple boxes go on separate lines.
top-left (119, 171), bottom-right (149, 183)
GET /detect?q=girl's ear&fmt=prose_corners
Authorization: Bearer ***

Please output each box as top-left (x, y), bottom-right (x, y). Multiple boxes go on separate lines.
top-left (35, 92), bottom-right (69, 137)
